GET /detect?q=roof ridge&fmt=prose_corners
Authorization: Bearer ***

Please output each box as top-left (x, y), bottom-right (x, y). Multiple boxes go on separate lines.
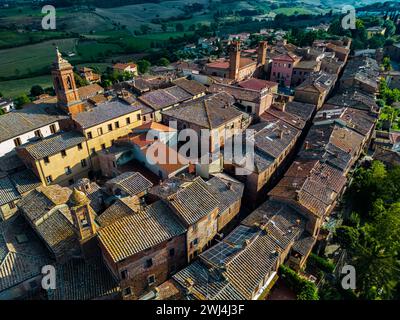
top-left (203, 98), bottom-right (213, 129)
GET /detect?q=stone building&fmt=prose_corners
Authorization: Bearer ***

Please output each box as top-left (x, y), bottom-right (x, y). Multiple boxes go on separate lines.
top-left (204, 41), bottom-right (266, 81)
top-left (16, 131), bottom-right (91, 186)
top-left (294, 72), bottom-right (338, 109)
top-left (97, 199), bottom-right (187, 299)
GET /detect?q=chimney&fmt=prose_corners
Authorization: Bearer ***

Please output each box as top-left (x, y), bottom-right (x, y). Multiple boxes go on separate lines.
top-left (229, 41), bottom-right (241, 80)
top-left (257, 41), bottom-right (267, 65)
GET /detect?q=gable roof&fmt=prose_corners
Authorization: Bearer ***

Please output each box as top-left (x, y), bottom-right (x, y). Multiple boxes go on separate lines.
top-left (139, 86), bottom-right (192, 111)
top-left (172, 78), bottom-right (207, 96)
top-left (167, 177), bottom-right (220, 225)
top-left (73, 100), bottom-right (141, 129)
top-left (0, 103), bottom-right (67, 143)
top-left (162, 92), bottom-right (242, 129)
top-left (0, 176), bottom-right (20, 206)
top-left (48, 257), bottom-right (119, 300)
top-left (98, 200), bottom-right (186, 262)
top-left (106, 171), bottom-right (153, 197)
top-left (19, 131), bottom-right (86, 160)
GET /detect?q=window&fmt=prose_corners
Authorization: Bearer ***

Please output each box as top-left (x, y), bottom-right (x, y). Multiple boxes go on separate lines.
top-left (91, 148), bottom-right (96, 155)
top-left (61, 150), bottom-right (67, 157)
top-left (50, 124), bottom-right (57, 134)
top-left (87, 132), bottom-right (93, 139)
top-left (46, 176), bottom-right (53, 184)
top-left (190, 238), bottom-right (198, 248)
top-left (34, 130), bottom-right (42, 138)
top-left (123, 287), bottom-right (132, 296)
top-left (169, 248), bottom-right (175, 257)
top-left (9, 202), bottom-right (16, 210)
top-left (68, 179), bottom-right (74, 186)
top-left (81, 159), bottom-right (87, 168)
top-left (97, 127), bottom-right (103, 135)
top-left (137, 114), bottom-right (141, 121)
top-left (44, 156), bottom-right (50, 164)
top-left (65, 166), bottom-right (72, 175)
top-left (13, 138), bottom-right (21, 147)
top-left (108, 124), bottom-right (113, 131)
top-left (101, 143), bottom-right (106, 150)
top-left (121, 270), bottom-right (128, 280)
top-left (147, 275), bottom-right (155, 286)
top-left (126, 117), bottom-right (131, 125)
top-left (115, 121), bottom-right (120, 128)
top-left (145, 259), bottom-right (153, 268)
top-left (77, 143), bottom-right (83, 150)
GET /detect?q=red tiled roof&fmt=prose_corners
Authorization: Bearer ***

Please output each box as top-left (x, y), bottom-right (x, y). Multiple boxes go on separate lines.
top-left (239, 78), bottom-right (278, 91)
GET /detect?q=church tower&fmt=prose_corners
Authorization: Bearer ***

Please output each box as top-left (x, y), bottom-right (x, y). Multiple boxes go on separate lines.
top-left (51, 47), bottom-right (84, 115)
top-left (69, 188), bottom-right (97, 241)
top-left (229, 41), bottom-right (241, 80)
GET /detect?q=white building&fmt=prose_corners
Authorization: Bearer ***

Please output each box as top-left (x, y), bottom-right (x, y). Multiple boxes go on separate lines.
top-left (0, 98), bottom-right (14, 113)
top-left (0, 102), bottom-right (68, 157)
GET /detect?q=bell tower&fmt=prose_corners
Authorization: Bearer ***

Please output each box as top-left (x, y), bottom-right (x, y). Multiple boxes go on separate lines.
top-left (51, 47), bottom-right (84, 115)
top-left (229, 41), bottom-right (241, 80)
top-left (69, 188), bottom-right (97, 241)
top-left (257, 41), bottom-right (267, 65)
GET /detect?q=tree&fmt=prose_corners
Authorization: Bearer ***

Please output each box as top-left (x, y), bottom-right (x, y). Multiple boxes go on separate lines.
top-left (339, 161), bottom-right (400, 299)
top-left (74, 73), bottom-right (89, 87)
top-left (384, 20), bottom-right (396, 37)
top-left (368, 34), bottom-right (386, 49)
top-left (176, 23), bottom-right (185, 32)
top-left (140, 24), bottom-right (151, 35)
top-left (382, 57), bottom-right (392, 71)
top-left (14, 94), bottom-right (31, 109)
top-left (0, 91), bottom-right (3, 98)
top-left (161, 23), bottom-right (167, 32)
top-left (158, 57), bottom-right (170, 66)
top-left (137, 59), bottom-right (151, 74)
top-left (30, 85), bottom-right (44, 97)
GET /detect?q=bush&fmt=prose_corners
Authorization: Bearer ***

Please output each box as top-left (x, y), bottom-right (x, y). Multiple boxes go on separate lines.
top-left (279, 265), bottom-right (319, 300)
top-left (308, 253), bottom-right (335, 273)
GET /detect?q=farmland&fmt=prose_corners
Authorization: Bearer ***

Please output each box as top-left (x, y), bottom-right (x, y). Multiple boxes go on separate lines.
top-left (0, 38), bottom-right (78, 80)
top-left (0, 75), bottom-right (53, 98)
top-left (0, 0), bottom-right (334, 98)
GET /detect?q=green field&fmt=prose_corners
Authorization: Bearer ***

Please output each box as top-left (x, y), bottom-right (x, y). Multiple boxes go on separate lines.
top-left (0, 75), bottom-right (53, 98)
top-left (0, 30), bottom-right (70, 49)
top-left (0, 38), bottom-right (78, 79)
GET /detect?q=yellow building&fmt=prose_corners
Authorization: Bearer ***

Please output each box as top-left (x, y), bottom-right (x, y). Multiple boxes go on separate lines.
top-left (16, 131), bottom-right (91, 186)
top-left (72, 100), bottom-right (143, 170)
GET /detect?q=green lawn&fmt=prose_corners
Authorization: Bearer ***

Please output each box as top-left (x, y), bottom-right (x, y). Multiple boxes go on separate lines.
top-left (0, 75), bottom-right (53, 98)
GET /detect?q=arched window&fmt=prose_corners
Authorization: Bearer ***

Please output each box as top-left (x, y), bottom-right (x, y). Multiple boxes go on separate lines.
top-left (66, 76), bottom-right (73, 90)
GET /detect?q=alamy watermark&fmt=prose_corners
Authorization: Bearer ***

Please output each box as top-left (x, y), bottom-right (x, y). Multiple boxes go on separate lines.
top-left (341, 264), bottom-right (356, 290)
top-left (41, 5), bottom-right (56, 30)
